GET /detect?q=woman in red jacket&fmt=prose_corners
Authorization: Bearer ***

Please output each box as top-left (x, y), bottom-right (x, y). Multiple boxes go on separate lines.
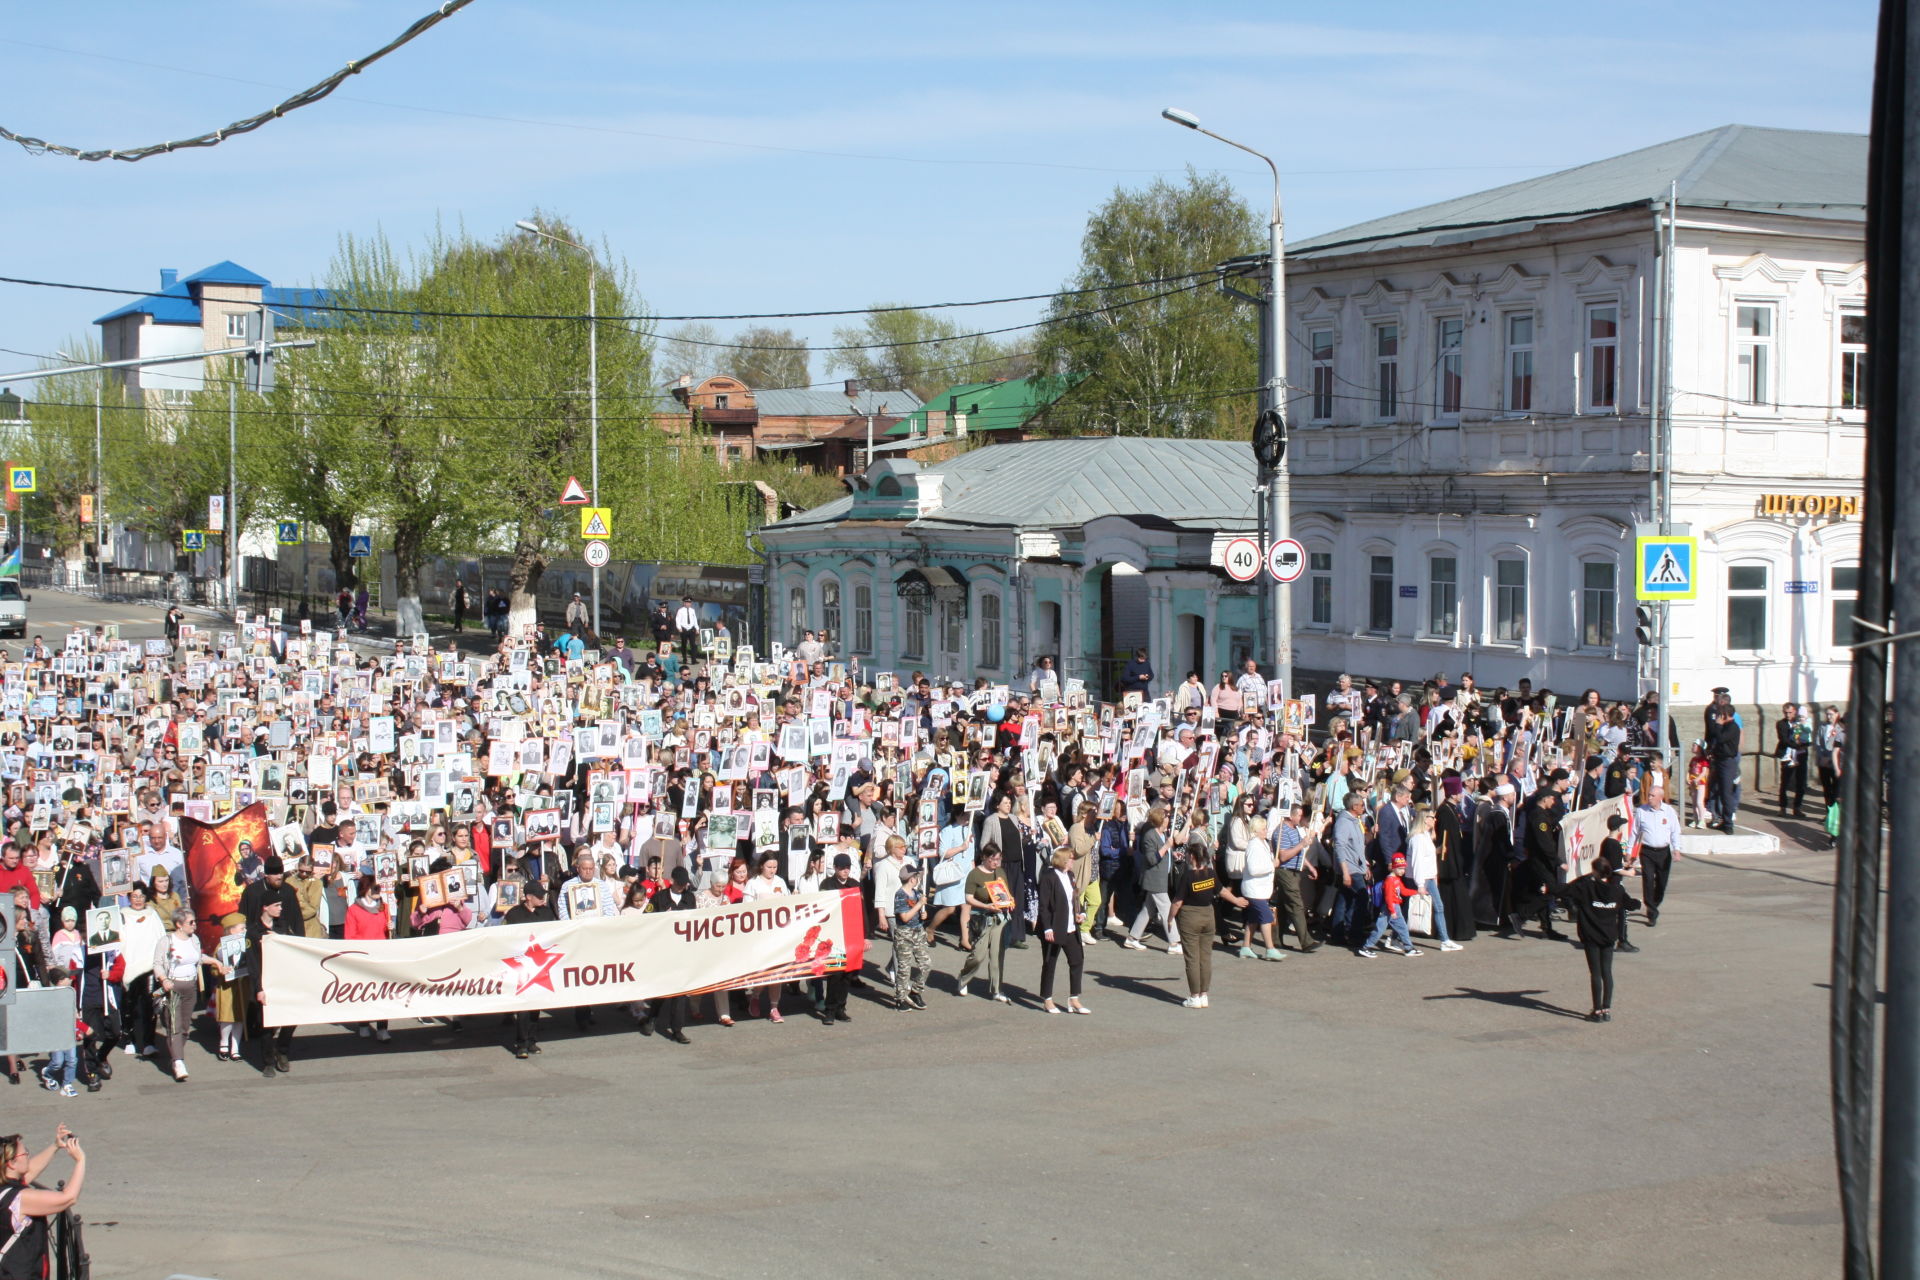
top-left (343, 882), bottom-right (392, 1042)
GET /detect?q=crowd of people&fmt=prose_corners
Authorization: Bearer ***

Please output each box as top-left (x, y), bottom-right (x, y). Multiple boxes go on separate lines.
top-left (0, 610), bottom-right (1718, 1100)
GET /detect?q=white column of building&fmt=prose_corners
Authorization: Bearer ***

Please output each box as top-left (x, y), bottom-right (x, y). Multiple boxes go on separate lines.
top-left (1147, 582), bottom-right (1169, 693)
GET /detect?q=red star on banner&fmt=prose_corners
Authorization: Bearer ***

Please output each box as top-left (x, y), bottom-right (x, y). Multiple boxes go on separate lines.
top-left (502, 937), bottom-right (564, 995)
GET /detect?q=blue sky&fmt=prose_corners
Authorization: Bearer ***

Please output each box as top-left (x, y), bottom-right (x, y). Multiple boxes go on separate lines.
top-left (0, 0), bottom-right (1877, 391)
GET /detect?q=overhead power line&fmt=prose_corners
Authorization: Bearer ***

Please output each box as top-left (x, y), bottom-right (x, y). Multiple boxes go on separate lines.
top-left (0, 266), bottom-right (1218, 326)
top-left (0, 0), bottom-right (474, 162)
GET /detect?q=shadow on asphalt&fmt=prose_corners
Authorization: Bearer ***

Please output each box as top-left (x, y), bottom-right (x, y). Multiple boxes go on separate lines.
top-left (1091, 972), bottom-right (1188, 1005)
top-left (1423, 986), bottom-right (1590, 1020)
top-left (1685, 858), bottom-right (1838, 890)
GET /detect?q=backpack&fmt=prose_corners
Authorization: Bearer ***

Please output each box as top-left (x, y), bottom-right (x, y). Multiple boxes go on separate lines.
top-left (1221, 817), bottom-right (1248, 878)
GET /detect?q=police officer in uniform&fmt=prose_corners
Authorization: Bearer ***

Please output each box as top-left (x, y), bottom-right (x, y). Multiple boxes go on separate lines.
top-left (1520, 768), bottom-right (1572, 940)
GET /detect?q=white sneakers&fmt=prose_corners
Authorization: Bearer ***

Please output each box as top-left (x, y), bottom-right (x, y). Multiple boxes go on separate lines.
top-left (1182, 996), bottom-right (1204, 1008)
top-left (1167, 944), bottom-right (1185, 956)
top-left (172, 1059), bottom-right (188, 1082)
top-left (1122, 938), bottom-right (1146, 951)
top-left (375, 1028), bottom-right (391, 1043)
top-left (1438, 940), bottom-right (1464, 952)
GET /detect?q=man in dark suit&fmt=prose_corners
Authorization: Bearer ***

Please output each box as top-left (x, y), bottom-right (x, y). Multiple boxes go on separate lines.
top-left (1372, 783), bottom-right (1413, 877)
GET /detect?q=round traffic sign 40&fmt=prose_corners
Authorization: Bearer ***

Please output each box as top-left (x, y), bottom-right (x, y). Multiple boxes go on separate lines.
top-left (1221, 537), bottom-right (1262, 582)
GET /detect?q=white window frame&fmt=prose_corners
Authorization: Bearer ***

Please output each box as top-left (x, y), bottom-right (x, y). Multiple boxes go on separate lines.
top-left (1579, 559), bottom-right (1617, 650)
top-left (1493, 556), bottom-right (1528, 646)
top-left (1309, 329), bottom-right (1335, 423)
top-left (1839, 307), bottom-right (1867, 414)
top-left (1726, 561), bottom-right (1769, 653)
top-left (852, 580), bottom-right (873, 655)
top-left (902, 591), bottom-right (929, 660)
top-left (1374, 322), bottom-right (1400, 421)
top-left (1830, 561), bottom-right (1860, 652)
top-left (1732, 300), bottom-right (1778, 409)
top-left (1367, 553), bottom-right (1395, 635)
top-left (787, 584), bottom-right (807, 642)
top-left (224, 312), bottom-right (247, 341)
top-left (1434, 315), bottom-right (1464, 419)
top-left (820, 578), bottom-right (841, 647)
top-left (1583, 302), bottom-right (1620, 413)
top-left (979, 592), bottom-right (1002, 671)
top-left (1504, 311), bottom-right (1535, 413)
top-left (1308, 551), bottom-right (1333, 628)
top-left (1427, 554), bottom-right (1458, 638)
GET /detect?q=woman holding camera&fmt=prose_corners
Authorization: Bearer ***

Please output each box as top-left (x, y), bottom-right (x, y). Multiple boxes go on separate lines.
top-left (0, 1126), bottom-right (86, 1278)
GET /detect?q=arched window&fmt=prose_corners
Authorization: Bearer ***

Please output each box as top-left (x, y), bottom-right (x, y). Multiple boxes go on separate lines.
top-left (821, 579), bottom-right (842, 647)
top-left (1580, 559), bottom-right (1617, 648)
top-left (852, 580), bottom-right (873, 654)
top-left (1493, 556), bottom-right (1527, 644)
top-left (902, 592), bottom-right (929, 659)
top-left (979, 592), bottom-right (1002, 670)
top-left (788, 585), bottom-right (807, 642)
top-left (875, 475), bottom-right (902, 497)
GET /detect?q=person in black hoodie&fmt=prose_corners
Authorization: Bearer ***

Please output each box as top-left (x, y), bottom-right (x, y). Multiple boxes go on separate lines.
top-left (1557, 851), bottom-right (1640, 1023)
top-left (503, 880), bottom-right (556, 1059)
top-left (645, 868), bottom-right (697, 1044)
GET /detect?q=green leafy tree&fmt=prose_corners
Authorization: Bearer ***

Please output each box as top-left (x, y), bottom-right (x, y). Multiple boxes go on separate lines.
top-left (1032, 169), bottom-right (1261, 438)
top-left (0, 343), bottom-right (131, 564)
top-left (826, 308), bottom-right (1028, 402)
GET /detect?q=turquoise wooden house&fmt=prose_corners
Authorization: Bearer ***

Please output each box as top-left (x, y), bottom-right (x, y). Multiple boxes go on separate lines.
top-left (758, 437), bottom-right (1262, 697)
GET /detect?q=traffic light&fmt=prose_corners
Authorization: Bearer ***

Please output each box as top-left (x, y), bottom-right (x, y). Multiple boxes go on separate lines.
top-left (1635, 605), bottom-right (1655, 648)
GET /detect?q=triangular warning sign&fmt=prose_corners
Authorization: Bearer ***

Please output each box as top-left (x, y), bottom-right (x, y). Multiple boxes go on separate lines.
top-left (1648, 548), bottom-right (1687, 584)
top-left (559, 476), bottom-right (589, 505)
top-left (582, 510), bottom-right (611, 539)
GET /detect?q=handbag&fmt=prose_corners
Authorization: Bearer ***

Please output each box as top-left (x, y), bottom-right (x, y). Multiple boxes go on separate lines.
top-left (931, 857), bottom-right (962, 888)
top-left (1407, 893), bottom-right (1435, 938)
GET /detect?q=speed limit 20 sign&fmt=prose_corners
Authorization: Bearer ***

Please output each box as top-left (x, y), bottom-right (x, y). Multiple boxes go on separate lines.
top-left (1221, 536), bottom-right (1261, 582)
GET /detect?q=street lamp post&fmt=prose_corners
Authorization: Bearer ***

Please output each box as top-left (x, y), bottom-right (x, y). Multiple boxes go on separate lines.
top-left (1162, 108), bottom-right (1292, 700)
top-left (516, 220), bottom-right (601, 636)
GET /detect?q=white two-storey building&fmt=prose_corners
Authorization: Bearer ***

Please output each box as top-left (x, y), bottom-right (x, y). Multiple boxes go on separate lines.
top-left (1282, 124), bottom-right (1865, 710)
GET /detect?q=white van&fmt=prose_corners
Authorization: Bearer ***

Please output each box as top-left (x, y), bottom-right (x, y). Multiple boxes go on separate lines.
top-left (0, 580), bottom-right (26, 636)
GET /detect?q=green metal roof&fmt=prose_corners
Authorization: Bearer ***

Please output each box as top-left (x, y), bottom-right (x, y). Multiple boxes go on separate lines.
top-left (884, 373), bottom-right (1083, 437)
top-left (764, 435), bottom-right (1258, 534)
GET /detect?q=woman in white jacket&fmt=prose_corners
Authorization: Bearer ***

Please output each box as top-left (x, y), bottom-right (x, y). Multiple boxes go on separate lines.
top-left (1405, 807), bottom-right (1463, 952)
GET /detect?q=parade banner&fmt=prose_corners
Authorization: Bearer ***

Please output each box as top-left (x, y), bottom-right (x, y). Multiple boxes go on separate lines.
top-left (261, 889), bottom-right (866, 1027)
top-left (182, 802), bottom-right (270, 953)
top-left (1557, 793), bottom-right (1633, 882)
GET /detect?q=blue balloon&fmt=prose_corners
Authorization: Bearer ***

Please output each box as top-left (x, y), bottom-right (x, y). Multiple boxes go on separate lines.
top-left (986, 704), bottom-right (1007, 723)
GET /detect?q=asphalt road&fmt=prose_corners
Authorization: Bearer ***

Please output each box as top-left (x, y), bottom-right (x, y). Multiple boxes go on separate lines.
top-left (5, 592), bottom-right (1844, 1280)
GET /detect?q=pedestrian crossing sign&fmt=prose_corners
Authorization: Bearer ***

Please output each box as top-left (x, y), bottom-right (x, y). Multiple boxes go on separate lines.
top-left (1636, 535), bottom-right (1696, 601)
top-left (182, 530), bottom-right (205, 552)
top-left (276, 521), bottom-right (301, 546)
top-left (6, 468), bottom-right (34, 495)
top-left (580, 507), bottom-right (612, 540)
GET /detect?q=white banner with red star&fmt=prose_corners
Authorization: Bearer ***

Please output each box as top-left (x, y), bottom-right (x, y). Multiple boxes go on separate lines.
top-left (1557, 793), bottom-right (1635, 882)
top-left (259, 890), bottom-right (867, 1027)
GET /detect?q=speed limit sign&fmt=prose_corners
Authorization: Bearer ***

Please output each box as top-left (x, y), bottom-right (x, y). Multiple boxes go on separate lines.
top-left (1221, 536), bottom-right (1261, 582)
top-left (583, 540), bottom-right (611, 568)
top-left (1267, 537), bottom-right (1306, 583)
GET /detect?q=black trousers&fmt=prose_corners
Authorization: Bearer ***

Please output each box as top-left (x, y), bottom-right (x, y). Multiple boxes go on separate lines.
top-left (122, 976), bottom-right (155, 1052)
top-left (822, 972), bottom-right (848, 1018)
top-left (676, 626), bottom-right (701, 659)
top-left (1780, 759), bottom-right (1807, 814)
top-left (1820, 765), bottom-right (1840, 810)
top-left (513, 1010), bottom-right (539, 1049)
top-left (1582, 942), bottom-right (1616, 1011)
top-left (1039, 930), bottom-right (1084, 1000)
top-left (655, 995), bottom-right (687, 1037)
top-left (1640, 846), bottom-right (1673, 920)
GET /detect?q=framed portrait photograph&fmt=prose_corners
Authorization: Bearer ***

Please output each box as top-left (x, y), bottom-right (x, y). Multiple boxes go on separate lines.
top-left (568, 882), bottom-right (599, 917)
